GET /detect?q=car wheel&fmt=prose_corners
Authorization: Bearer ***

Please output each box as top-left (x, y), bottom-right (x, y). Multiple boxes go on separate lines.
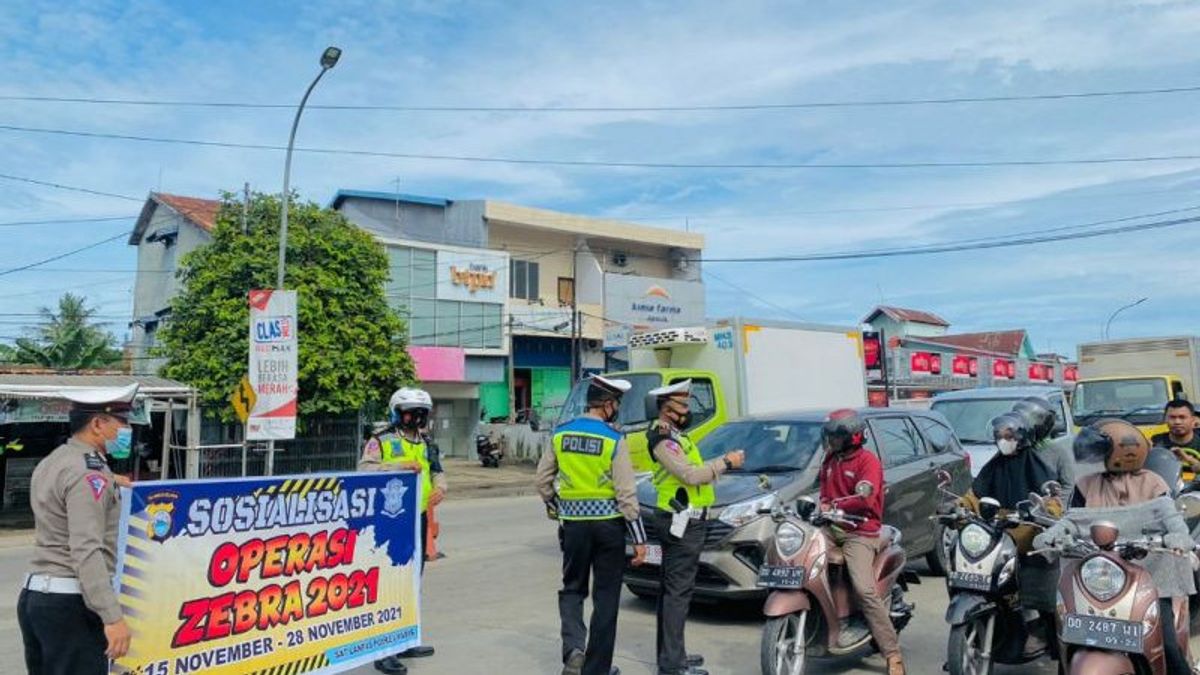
top-left (926, 522), bottom-right (952, 577)
top-left (625, 584), bottom-right (657, 601)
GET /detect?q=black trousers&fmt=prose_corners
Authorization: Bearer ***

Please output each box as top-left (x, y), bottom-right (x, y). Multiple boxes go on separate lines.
top-left (559, 518), bottom-right (626, 675)
top-left (1160, 598), bottom-right (1190, 675)
top-left (655, 511), bottom-right (706, 674)
top-left (18, 589), bottom-right (107, 675)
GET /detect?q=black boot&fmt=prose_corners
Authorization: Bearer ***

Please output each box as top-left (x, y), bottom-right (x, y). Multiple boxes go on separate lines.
top-left (374, 656), bottom-right (407, 674)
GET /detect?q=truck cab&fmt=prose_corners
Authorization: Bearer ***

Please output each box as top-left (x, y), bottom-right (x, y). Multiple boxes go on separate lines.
top-left (1071, 375), bottom-right (1185, 439)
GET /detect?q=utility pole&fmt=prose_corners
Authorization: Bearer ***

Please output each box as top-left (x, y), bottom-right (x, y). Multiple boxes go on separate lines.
top-left (507, 313), bottom-right (516, 424)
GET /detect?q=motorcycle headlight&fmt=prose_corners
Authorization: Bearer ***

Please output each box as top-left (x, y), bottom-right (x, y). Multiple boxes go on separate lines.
top-left (775, 522), bottom-right (806, 558)
top-left (1080, 556), bottom-right (1127, 602)
top-left (959, 524), bottom-right (993, 558)
top-left (718, 493), bottom-right (778, 529)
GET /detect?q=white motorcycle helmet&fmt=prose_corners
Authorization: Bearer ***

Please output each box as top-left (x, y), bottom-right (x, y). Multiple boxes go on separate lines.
top-left (390, 387), bottom-right (432, 428)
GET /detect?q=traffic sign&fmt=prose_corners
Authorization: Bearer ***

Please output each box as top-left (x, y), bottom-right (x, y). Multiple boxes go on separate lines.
top-left (231, 374), bottom-right (257, 424)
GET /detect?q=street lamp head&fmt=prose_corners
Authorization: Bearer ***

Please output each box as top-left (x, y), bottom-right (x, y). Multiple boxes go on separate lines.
top-left (320, 46), bottom-right (342, 69)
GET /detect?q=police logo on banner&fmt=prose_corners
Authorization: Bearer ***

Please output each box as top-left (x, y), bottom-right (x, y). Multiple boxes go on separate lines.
top-left (382, 478), bottom-right (409, 518)
top-left (145, 491), bottom-right (179, 542)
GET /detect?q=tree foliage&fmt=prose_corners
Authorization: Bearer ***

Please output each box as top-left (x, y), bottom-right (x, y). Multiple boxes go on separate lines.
top-left (159, 193), bottom-right (415, 422)
top-left (13, 293), bottom-right (123, 370)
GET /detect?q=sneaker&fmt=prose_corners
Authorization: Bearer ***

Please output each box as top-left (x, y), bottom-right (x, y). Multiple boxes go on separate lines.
top-left (686, 654), bottom-right (705, 667)
top-left (562, 649), bottom-right (584, 675)
top-left (1023, 634), bottom-right (1048, 658)
top-left (836, 618), bottom-right (870, 648)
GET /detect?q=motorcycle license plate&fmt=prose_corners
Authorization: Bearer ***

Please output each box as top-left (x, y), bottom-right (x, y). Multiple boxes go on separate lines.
top-left (1061, 614), bottom-right (1144, 653)
top-left (643, 544), bottom-right (662, 566)
top-left (756, 565), bottom-right (806, 589)
top-left (948, 571), bottom-right (991, 592)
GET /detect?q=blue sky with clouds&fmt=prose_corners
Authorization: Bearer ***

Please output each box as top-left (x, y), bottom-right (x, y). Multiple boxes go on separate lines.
top-left (2, 0), bottom-right (1200, 354)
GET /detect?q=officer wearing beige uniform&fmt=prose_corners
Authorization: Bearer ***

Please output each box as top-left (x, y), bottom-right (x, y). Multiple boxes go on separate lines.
top-left (645, 380), bottom-right (743, 675)
top-left (19, 388), bottom-right (136, 675)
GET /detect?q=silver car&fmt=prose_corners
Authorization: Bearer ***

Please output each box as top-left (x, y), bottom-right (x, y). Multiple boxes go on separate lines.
top-left (930, 385), bottom-right (1074, 476)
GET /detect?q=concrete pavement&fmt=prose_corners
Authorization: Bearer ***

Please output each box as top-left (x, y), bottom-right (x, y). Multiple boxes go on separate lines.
top-left (0, 494), bottom-right (1191, 673)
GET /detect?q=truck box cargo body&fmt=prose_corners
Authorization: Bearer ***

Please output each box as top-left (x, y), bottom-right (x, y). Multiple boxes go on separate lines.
top-left (1075, 336), bottom-right (1200, 435)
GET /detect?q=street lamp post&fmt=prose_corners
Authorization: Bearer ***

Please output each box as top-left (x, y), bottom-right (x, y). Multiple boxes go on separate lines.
top-left (266, 46), bottom-right (340, 476)
top-left (277, 46), bottom-right (341, 288)
top-left (1103, 297), bottom-right (1148, 340)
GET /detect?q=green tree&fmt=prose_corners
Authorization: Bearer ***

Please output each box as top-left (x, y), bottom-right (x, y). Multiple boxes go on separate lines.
top-left (0, 343), bottom-right (14, 364)
top-left (13, 293), bottom-right (123, 370)
top-left (159, 193), bottom-right (415, 422)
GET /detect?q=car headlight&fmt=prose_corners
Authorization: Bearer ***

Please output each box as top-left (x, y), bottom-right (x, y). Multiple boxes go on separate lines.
top-left (959, 524), bottom-right (993, 558)
top-left (1080, 556), bottom-right (1126, 602)
top-left (775, 522), bottom-right (806, 558)
top-left (718, 493), bottom-right (778, 528)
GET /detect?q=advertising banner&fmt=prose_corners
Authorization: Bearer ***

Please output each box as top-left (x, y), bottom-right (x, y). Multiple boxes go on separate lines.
top-left (110, 472), bottom-right (422, 675)
top-left (248, 290), bottom-right (298, 440)
top-left (435, 249), bottom-right (509, 303)
top-left (603, 274), bottom-right (704, 347)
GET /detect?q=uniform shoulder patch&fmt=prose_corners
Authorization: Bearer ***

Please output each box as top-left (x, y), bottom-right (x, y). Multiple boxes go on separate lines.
top-left (84, 453), bottom-right (107, 470)
top-left (663, 440), bottom-right (682, 455)
top-left (84, 473), bottom-right (108, 501)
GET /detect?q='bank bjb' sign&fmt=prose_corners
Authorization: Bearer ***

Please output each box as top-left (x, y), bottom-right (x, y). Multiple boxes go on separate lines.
top-left (111, 472), bottom-right (422, 675)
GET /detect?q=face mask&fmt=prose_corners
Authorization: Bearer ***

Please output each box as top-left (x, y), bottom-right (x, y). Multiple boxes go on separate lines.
top-left (106, 427), bottom-right (132, 459)
top-left (997, 439), bottom-right (1018, 456)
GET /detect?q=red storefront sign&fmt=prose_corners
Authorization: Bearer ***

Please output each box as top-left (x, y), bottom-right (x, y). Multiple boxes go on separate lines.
top-left (911, 352), bottom-right (931, 374)
top-left (952, 355), bottom-right (978, 378)
top-left (868, 390), bottom-right (890, 407)
top-left (1028, 363), bottom-right (1056, 382)
top-left (1064, 366), bottom-right (1078, 382)
top-left (993, 359), bottom-right (1011, 380)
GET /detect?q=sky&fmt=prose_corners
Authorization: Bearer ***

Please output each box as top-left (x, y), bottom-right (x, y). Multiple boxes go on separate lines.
top-left (2, 0), bottom-right (1200, 356)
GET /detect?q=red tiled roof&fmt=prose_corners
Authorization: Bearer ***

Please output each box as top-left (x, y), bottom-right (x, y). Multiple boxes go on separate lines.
top-left (922, 330), bottom-right (1028, 357)
top-left (863, 305), bottom-right (950, 327)
top-left (155, 193), bottom-right (220, 231)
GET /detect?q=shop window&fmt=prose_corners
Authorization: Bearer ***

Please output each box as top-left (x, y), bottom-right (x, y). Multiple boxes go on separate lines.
top-left (511, 260), bottom-right (540, 301)
top-left (558, 277), bottom-right (575, 306)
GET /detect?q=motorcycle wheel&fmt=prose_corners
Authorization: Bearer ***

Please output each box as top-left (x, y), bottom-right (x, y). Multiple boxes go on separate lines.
top-left (947, 616), bottom-right (995, 675)
top-left (927, 522), bottom-right (952, 577)
top-left (760, 611), bottom-right (809, 675)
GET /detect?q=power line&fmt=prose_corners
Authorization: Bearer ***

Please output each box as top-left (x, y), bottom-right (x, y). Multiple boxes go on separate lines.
top-left (0, 173), bottom-right (142, 201)
top-left (0, 215), bottom-right (136, 228)
top-left (3, 84), bottom-right (1199, 112)
top-left (4, 123), bottom-right (1200, 171)
top-left (0, 231), bottom-right (131, 277)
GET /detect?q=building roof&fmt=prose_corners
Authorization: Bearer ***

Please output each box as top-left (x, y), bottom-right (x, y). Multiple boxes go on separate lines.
top-left (129, 192), bottom-right (221, 244)
top-left (0, 371), bottom-right (194, 398)
top-left (920, 330), bottom-right (1028, 357)
top-left (328, 189), bottom-right (451, 210)
top-left (863, 305), bottom-right (950, 327)
top-left (484, 201), bottom-right (705, 250)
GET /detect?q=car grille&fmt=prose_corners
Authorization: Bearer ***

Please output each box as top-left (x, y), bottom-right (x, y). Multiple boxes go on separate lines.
top-left (636, 508), bottom-right (734, 550)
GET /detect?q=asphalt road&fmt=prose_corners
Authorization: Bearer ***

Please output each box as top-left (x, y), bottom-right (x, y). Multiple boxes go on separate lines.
top-left (0, 495), bottom-right (1187, 674)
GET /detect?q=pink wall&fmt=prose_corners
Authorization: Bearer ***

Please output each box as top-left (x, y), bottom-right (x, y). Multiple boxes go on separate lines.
top-left (408, 346), bottom-right (466, 382)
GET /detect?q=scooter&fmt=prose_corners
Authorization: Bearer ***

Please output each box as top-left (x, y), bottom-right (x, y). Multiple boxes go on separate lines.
top-left (758, 482), bottom-right (918, 675)
top-left (476, 432), bottom-right (502, 468)
top-left (1032, 521), bottom-right (1198, 674)
top-left (935, 471), bottom-right (1060, 675)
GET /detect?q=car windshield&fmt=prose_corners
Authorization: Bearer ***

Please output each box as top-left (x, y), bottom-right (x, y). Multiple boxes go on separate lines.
top-left (697, 420), bottom-right (824, 473)
top-left (558, 373), bottom-right (663, 429)
top-left (931, 399), bottom-right (1023, 444)
top-left (1073, 379), bottom-right (1167, 420)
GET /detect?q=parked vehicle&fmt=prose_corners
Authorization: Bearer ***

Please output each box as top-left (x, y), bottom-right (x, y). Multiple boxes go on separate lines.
top-left (931, 386), bottom-right (1074, 476)
top-left (623, 408), bottom-right (972, 601)
top-left (757, 491), bottom-right (918, 675)
top-left (936, 472), bottom-right (1060, 675)
top-left (1075, 336), bottom-right (1200, 439)
top-left (476, 432), bottom-right (502, 468)
top-left (559, 318), bottom-right (868, 472)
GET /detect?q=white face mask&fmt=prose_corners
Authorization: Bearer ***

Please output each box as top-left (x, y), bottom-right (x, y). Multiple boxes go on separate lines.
top-left (997, 439), bottom-right (1018, 456)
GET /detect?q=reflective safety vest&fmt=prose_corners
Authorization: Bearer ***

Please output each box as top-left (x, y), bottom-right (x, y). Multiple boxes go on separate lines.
top-left (381, 434), bottom-right (433, 513)
top-left (651, 431), bottom-right (715, 511)
top-left (552, 417), bottom-right (623, 521)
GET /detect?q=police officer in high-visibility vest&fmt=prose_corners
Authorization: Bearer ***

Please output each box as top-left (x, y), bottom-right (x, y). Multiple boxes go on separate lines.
top-left (359, 387), bottom-right (447, 675)
top-left (536, 375), bottom-right (647, 675)
top-left (645, 380), bottom-right (743, 675)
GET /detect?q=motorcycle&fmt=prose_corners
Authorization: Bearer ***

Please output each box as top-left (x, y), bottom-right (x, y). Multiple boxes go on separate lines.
top-left (476, 432), bottom-right (502, 468)
top-left (934, 471), bottom-right (1061, 675)
top-left (757, 482), bottom-right (918, 675)
top-left (1031, 515), bottom-right (1199, 674)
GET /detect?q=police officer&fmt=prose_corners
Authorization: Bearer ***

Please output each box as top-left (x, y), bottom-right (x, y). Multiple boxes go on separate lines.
top-left (645, 380), bottom-right (743, 675)
top-left (19, 388), bottom-right (136, 675)
top-left (359, 387), bottom-right (447, 675)
top-left (536, 375), bottom-right (647, 675)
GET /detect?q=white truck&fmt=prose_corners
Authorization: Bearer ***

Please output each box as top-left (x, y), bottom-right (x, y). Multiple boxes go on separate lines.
top-left (561, 317), bottom-right (868, 471)
top-left (1075, 336), bottom-right (1200, 437)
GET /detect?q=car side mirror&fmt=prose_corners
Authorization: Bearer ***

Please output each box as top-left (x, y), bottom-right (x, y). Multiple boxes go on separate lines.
top-left (855, 480), bottom-right (874, 498)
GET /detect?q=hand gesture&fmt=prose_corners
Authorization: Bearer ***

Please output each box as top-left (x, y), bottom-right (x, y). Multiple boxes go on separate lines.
top-left (428, 488), bottom-right (446, 507)
top-left (105, 619), bottom-right (131, 659)
top-left (631, 544), bottom-right (647, 567)
top-left (724, 450), bottom-right (745, 469)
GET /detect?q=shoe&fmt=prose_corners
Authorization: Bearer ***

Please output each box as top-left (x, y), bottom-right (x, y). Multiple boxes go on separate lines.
top-left (686, 654), bottom-right (705, 667)
top-left (1022, 633), bottom-right (1048, 658)
top-left (374, 656), bottom-right (408, 675)
top-left (657, 668), bottom-right (707, 675)
top-left (836, 618), bottom-right (870, 648)
top-left (886, 654), bottom-right (906, 675)
top-left (562, 649), bottom-right (584, 675)
top-left (399, 645), bottom-right (435, 658)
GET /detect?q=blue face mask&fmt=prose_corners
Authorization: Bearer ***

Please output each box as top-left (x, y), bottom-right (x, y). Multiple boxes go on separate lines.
top-left (106, 427), bottom-right (132, 459)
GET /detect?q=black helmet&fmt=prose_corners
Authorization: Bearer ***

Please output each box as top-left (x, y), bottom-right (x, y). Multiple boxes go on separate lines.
top-left (1012, 397), bottom-right (1055, 443)
top-left (822, 409), bottom-right (866, 455)
top-left (991, 412), bottom-right (1032, 452)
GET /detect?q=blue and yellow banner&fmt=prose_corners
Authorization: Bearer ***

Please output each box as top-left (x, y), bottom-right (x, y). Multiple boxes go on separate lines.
top-left (110, 472), bottom-right (422, 675)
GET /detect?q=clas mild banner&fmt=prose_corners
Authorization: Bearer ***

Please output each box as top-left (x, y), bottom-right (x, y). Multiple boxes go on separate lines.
top-left (110, 472), bottom-right (422, 675)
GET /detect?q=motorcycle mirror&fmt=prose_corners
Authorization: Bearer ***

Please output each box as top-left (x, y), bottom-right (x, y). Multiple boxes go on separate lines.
top-left (795, 497), bottom-right (818, 519)
top-left (1090, 521), bottom-right (1120, 550)
top-left (935, 470), bottom-right (952, 489)
top-left (1016, 500), bottom-right (1034, 519)
top-left (978, 497), bottom-right (1002, 521)
top-left (1179, 494), bottom-right (1200, 521)
top-left (855, 480), bottom-right (874, 498)
top-left (1041, 480), bottom-right (1063, 498)
top-left (1027, 492), bottom-right (1045, 508)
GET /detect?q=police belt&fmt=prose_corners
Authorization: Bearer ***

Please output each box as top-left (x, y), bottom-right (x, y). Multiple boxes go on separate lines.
top-left (23, 574), bottom-right (82, 594)
top-left (656, 506), bottom-right (709, 521)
